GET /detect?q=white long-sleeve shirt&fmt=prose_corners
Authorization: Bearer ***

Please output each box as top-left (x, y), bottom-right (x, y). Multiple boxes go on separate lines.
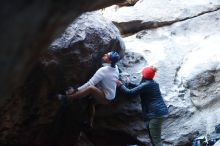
top-left (77, 64), bottom-right (119, 100)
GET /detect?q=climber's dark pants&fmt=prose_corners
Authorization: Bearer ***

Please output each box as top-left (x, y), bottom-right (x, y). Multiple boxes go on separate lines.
top-left (147, 118), bottom-right (165, 146)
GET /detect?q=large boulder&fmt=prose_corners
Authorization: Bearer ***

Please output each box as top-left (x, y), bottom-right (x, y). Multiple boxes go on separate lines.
top-left (0, 12), bottom-right (125, 146)
top-left (47, 12), bottom-right (125, 90)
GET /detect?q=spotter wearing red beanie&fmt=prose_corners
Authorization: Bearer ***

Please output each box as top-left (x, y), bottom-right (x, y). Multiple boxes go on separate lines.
top-left (142, 67), bottom-right (155, 79)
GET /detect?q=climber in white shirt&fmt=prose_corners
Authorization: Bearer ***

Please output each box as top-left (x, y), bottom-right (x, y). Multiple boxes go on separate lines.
top-left (58, 51), bottom-right (120, 127)
top-left (68, 51), bottom-right (120, 103)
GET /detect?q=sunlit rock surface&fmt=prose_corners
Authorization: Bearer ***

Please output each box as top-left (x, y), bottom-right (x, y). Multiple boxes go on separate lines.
top-left (102, 0), bottom-right (220, 22)
top-left (101, 1), bottom-right (220, 145)
top-left (101, 0), bottom-right (220, 35)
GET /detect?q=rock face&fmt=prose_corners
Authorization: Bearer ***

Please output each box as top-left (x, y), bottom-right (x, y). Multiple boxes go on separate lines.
top-left (100, 0), bottom-right (220, 145)
top-left (101, 0), bottom-right (220, 35)
top-left (0, 12), bottom-right (125, 146)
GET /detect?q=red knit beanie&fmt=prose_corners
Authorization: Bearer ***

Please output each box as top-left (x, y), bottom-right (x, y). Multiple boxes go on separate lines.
top-left (142, 67), bottom-right (155, 79)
